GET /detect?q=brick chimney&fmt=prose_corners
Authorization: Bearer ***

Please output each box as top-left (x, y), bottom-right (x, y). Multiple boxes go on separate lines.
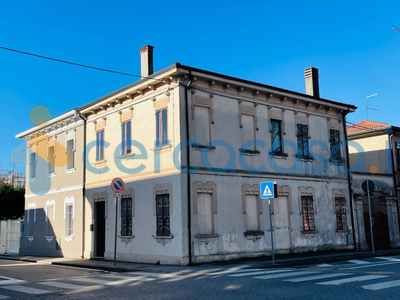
top-left (304, 67), bottom-right (320, 98)
top-left (140, 45), bottom-right (154, 77)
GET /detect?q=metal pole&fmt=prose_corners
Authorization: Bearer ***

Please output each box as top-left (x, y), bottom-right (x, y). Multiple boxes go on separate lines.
top-left (366, 182), bottom-right (375, 254)
top-left (114, 195), bottom-right (119, 266)
top-left (268, 199), bottom-right (275, 265)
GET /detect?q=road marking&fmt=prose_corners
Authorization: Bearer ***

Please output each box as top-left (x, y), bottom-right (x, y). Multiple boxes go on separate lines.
top-left (316, 264), bottom-right (333, 268)
top-left (102, 275), bottom-right (155, 282)
top-left (126, 272), bottom-right (182, 278)
top-left (362, 279), bottom-right (400, 290)
top-left (206, 269), bottom-right (264, 275)
top-left (375, 257), bottom-right (400, 262)
top-left (254, 271), bottom-right (319, 280)
top-left (317, 275), bottom-right (387, 286)
top-left (0, 276), bottom-right (25, 286)
top-left (348, 260), bottom-right (370, 265)
top-left (339, 261), bottom-right (400, 270)
top-left (0, 295), bottom-right (9, 299)
top-left (2, 285), bottom-right (52, 295)
top-left (229, 270), bottom-right (292, 277)
top-left (284, 273), bottom-right (352, 282)
top-left (71, 278), bottom-right (111, 285)
top-left (38, 281), bottom-right (87, 290)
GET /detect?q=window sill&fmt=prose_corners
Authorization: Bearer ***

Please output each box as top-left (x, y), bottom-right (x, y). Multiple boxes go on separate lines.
top-left (330, 158), bottom-right (346, 165)
top-left (195, 234), bottom-right (218, 243)
top-left (64, 235), bottom-right (74, 243)
top-left (29, 177), bottom-right (37, 182)
top-left (296, 155), bottom-right (313, 162)
top-left (191, 143), bottom-right (216, 152)
top-left (44, 236), bottom-right (54, 243)
top-left (119, 235), bottom-right (135, 244)
top-left (46, 173), bottom-right (56, 178)
top-left (336, 229), bottom-right (350, 234)
top-left (93, 159), bottom-right (107, 166)
top-left (65, 168), bottom-right (76, 174)
top-left (301, 230), bottom-right (318, 236)
top-left (27, 236), bottom-right (35, 242)
top-left (269, 152), bottom-right (289, 159)
top-left (153, 144), bottom-right (172, 152)
top-left (239, 149), bottom-right (261, 156)
top-left (119, 154), bottom-right (136, 160)
top-left (244, 230), bottom-right (264, 241)
top-left (153, 235), bottom-right (173, 245)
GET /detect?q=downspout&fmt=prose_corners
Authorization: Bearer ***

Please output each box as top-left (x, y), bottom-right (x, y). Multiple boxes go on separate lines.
top-left (184, 70), bottom-right (193, 265)
top-left (76, 109), bottom-right (87, 259)
top-left (343, 110), bottom-right (357, 250)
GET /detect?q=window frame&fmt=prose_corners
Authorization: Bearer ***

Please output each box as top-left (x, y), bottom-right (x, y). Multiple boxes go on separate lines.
top-left (121, 120), bottom-right (132, 156)
top-left (30, 152), bottom-right (37, 179)
top-left (155, 108), bottom-right (168, 147)
top-left (301, 195), bottom-right (315, 232)
top-left (335, 197), bottom-right (347, 231)
top-left (330, 129), bottom-right (341, 161)
top-left (297, 124), bottom-right (309, 157)
top-left (65, 204), bottom-right (73, 236)
top-left (155, 194), bottom-right (170, 237)
top-left (270, 119), bottom-right (283, 154)
top-left (121, 197), bottom-right (133, 236)
top-left (96, 129), bottom-right (105, 161)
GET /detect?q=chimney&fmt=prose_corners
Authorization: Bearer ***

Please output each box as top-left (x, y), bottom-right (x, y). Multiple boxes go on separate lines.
top-left (140, 45), bottom-right (154, 77)
top-left (304, 67), bottom-right (320, 98)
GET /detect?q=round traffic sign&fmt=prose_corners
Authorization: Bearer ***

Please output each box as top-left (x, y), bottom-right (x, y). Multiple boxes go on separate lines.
top-left (111, 178), bottom-right (124, 193)
top-left (362, 180), bottom-right (375, 194)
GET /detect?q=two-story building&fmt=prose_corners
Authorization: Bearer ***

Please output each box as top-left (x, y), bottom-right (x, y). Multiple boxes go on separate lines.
top-left (347, 120), bottom-right (400, 251)
top-left (17, 45), bottom-right (359, 264)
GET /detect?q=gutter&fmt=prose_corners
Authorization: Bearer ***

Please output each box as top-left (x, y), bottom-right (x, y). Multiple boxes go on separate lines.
top-left (343, 109), bottom-right (357, 250)
top-left (75, 109), bottom-right (87, 259)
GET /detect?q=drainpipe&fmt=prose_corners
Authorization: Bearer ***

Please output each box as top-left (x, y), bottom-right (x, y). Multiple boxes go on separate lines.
top-left (76, 109), bottom-right (87, 259)
top-left (183, 70), bottom-right (193, 265)
top-left (343, 110), bottom-right (357, 250)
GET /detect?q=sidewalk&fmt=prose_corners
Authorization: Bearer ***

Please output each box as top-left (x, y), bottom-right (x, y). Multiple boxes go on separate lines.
top-left (1, 249), bottom-right (400, 273)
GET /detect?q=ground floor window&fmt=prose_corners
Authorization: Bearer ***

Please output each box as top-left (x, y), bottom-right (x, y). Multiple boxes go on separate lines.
top-left (156, 194), bottom-right (170, 236)
top-left (301, 196), bottom-right (315, 231)
top-left (65, 204), bottom-right (73, 236)
top-left (335, 197), bottom-right (347, 230)
top-left (121, 197), bottom-right (133, 236)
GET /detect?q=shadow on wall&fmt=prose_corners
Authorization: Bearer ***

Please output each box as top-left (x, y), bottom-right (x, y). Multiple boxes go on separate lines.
top-left (19, 208), bottom-right (64, 257)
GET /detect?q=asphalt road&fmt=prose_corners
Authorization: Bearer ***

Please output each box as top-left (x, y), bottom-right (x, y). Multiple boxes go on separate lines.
top-left (1, 256), bottom-right (400, 299)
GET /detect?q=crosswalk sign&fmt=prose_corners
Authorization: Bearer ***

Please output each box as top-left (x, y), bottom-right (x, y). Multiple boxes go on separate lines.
top-left (260, 181), bottom-right (275, 199)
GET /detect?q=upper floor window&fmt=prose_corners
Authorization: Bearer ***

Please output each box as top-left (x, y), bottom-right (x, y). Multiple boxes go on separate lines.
top-left (330, 129), bottom-right (341, 161)
top-left (30, 152), bottom-right (37, 178)
top-left (156, 108), bottom-right (168, 147)
top-left (66, 132), bottom-right (75, 170)
top-left (156, 194), bottom-right (170, 237)
top-left (301, 196), bottom-right (315, 231)
top-left (297, 124), bottom-right (309, 157)
top-left (270, 119), bottom-right (282, 154)
top-left (121, 120), bottom-right (132, 155)
top-left (335, 197), bottom-right (347, 230)
top-left (48, 145), bottom-right (55, 174)
top-left (96, 129), bottom-right (105, 161)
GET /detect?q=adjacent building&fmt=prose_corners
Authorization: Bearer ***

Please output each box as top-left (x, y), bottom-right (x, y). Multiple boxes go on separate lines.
top-left (347, 120), bottom-right (400, 251)
top-left (17, 46), bottom-right (360, 264)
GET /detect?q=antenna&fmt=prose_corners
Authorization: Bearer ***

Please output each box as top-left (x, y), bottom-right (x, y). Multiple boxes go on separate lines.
top-left (365, 93), bottom-right (379, 120)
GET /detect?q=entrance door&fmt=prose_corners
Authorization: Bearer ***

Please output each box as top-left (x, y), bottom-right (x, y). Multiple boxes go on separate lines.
top-left (94, 201), bottom-right (106, 257)
top-left (273, 197), bottom-right (291, 250)
top-left (363, 196), bottom-right (391, 250)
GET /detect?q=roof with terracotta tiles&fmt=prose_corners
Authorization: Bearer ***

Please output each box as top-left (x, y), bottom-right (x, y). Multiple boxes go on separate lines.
top-left (347, 120), bottom-right (390, 134)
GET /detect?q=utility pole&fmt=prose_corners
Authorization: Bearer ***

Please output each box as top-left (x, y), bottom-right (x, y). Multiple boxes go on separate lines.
top-left (365, 93), bottom-right (379, 120)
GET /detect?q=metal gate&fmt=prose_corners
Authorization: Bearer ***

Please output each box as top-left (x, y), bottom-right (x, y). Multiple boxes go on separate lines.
top-left (5, 220), bottom-right (21, 254)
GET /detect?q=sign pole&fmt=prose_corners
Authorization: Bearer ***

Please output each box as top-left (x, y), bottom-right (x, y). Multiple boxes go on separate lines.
top-left (114, 194), bottom-right (119, 266)
top-left (268, 198), bottom-right (275, 265)
top-left (366, 181), bottom-right (375, 254)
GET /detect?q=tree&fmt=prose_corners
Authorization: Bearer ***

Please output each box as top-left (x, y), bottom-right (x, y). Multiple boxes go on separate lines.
top-left (0, 183), bottom-right (25, 220)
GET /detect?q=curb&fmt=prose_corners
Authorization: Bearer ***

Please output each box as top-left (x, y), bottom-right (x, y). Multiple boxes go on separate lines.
top-left (51, 262), bottom-right (143, 273)
top-left (0, 256), bottom-right (37, 263)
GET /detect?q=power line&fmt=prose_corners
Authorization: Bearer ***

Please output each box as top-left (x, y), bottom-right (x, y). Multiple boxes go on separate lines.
top-left (0, 45), bottom-right (164, 82)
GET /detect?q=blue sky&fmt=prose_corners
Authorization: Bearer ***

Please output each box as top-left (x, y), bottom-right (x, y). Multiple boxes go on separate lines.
top-left (0, 0), bottom-right (399, 172)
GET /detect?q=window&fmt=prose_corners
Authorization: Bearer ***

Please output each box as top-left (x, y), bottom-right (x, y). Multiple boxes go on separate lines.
top-left (30, 152), bottom-right (37, 178)
top-left (335, 197), bottom-right (347, 230)
top-left (156, 194), bottom-right (170, 236)
top-left (121, 120), bottom-right (132, 155)
top-left (330, 129), bottom-right (341, 161)
top-left (156, 108), bottom-right (168, 147)
top-left (46, 204), bottom-right (54, 236)
top-left (65, 204), bottom-right (73, 236)
top-left (27, 202), bottom-right (36, 236)
top-left (48, 146), bottom-right (55, 174)
top-left (96, 129), bottom-right (105, 161)
top-left (301, 196), bottom-right (315, 231)
top-left (270, 119), bottom-right (282, 154)
top-left (242, 115), bottom-right (255, 150)
top-left (66, 139), bottom-right (75, 169)
top-left (297, 124), bottom-right (309, 157)
top-left (121, 197), bottom-right (133, 236)
top-left (244, 195), bottom-right (259, 231)
top-left (194, 106), bottom-right (210, 146)
top-left (197, 193), bottom-right (214, 235)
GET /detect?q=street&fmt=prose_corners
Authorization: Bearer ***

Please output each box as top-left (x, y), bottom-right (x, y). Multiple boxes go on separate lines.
top-left (1, 256), bottom-right (400, 299)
